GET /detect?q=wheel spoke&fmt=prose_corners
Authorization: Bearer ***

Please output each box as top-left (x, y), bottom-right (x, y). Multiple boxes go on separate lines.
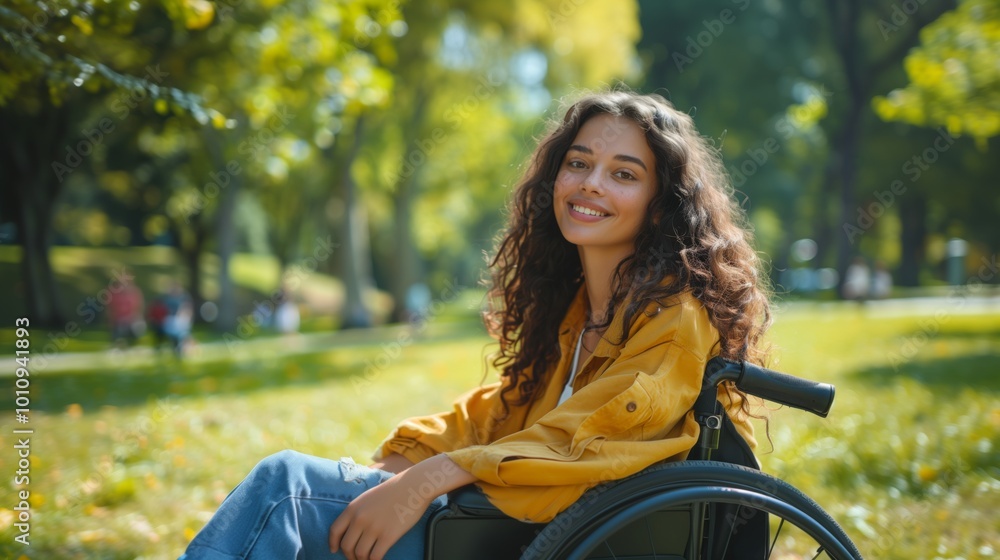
top-left (643, 515), bottom-right (659, 559)
top-left (601, 539), bottom-right (618, 559)
top-left (766, 517), bottom-right (785, 558)
top-left (717, 504), bottom-right (738, 559)
top-left (810, 546), bottom-right (827, 560)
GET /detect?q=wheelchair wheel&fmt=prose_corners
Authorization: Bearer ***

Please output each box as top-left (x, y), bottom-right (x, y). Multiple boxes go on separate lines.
top-left (521, 461), bottom-right (863, 560)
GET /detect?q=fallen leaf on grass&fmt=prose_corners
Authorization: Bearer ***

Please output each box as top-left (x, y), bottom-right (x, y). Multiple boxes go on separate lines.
top-left (67, 403), bottom-right (83, 419)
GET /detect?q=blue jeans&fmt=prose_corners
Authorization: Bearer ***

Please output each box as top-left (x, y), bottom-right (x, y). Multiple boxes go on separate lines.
top-left (179, 450), bottom-right (448, 559)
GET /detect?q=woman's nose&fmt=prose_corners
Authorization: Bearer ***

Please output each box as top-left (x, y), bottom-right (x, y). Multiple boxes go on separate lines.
top-left (581, 169), bottom-right (603, 194)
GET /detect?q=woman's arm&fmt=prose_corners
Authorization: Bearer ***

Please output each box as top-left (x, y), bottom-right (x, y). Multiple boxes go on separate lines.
top-left (329, 454), bottom-right (477, 560)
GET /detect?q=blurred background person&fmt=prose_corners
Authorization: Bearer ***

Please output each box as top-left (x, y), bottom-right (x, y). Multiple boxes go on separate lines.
top-left (842, 257), bottom-right (871, 302)
top-left (274, 289), bottom-right (300, 335)
top-left (871, 260), bottom-right (893, 300)
top-left (107, 273), bottom-right (145, 347)
top-left (162, 281), bottom-right (193, 357)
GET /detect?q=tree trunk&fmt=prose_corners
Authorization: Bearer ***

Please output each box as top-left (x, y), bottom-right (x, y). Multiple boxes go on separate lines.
top-left (811, 161), bottom-right (840, 268)
top-left (388, 89), bottom-right (431, 322)
top-left (337, 116), bottom-right (374, 328)
top-left (390, 173), bottom-right (422, 322)
top-left (184, 236), bottom-right (204, 316)
top-left (898, 193), bottom-right (926, 287)
top-left (170, 215), bottom-right (208, 318)
top-left (203, 127), bottom-right (241, 332)
top-left (14, 189), bottom-right (55, 325)
top-left (835, 101), bottom-right (864, 291)
top-left (827, 0), bottom-right (865, 297)
top-left (213, 185), bottom-right (239, 331)
top-left (3, 98), bottom-right (70, 327)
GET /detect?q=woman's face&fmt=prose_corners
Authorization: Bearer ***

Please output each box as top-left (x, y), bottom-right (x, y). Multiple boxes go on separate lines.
top-left (553, 113), bottom-right (658, 256)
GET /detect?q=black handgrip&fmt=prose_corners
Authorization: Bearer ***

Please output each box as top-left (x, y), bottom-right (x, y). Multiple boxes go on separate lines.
top-left (736, 362), bottom-right (835, 418)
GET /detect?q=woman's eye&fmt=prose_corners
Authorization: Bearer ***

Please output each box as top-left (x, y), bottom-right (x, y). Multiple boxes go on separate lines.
top-left (616, 170), bottom-right (637, 181)
top-left (567, 160), bottom-right (586, 169)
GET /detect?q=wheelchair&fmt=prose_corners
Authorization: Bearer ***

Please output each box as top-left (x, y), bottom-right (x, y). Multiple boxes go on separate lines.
top-left (425, 358), bottom-right (864, 559)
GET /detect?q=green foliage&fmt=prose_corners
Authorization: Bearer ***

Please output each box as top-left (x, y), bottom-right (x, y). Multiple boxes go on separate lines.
top-left (0, 0), bottom-right (220, 120)
top-left (874, 0), bottom-right (1000, 148)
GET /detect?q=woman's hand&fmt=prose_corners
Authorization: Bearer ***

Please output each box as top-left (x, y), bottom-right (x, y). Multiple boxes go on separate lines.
top-left (328, 472), bottom-right (428, 560)
top-left (329, 454), bottom-right (477, 560)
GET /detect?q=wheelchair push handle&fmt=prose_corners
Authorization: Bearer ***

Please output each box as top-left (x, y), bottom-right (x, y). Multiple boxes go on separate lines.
top-left (705, 357), bottom-right (836, 418)
top-left (737, 362), bottom-right (835, 418)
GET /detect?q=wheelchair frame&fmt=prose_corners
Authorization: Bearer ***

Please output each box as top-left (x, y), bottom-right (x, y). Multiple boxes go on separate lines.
top-left (424, 358), bottom-right (864, 560)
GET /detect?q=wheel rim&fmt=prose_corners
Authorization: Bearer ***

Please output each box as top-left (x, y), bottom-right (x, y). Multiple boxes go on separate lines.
top-left (559, 486), bottom-right (858, 560)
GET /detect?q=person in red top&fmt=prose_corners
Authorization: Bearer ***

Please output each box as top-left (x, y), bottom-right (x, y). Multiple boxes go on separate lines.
top-left (147, 296), bottom-right (169, 349)
top-left (179, 90), bottom-right (772, 560)
top-left (108, 278), bottom-right (145, 347)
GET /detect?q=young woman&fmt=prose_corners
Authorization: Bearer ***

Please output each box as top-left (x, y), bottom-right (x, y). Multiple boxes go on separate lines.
top-left (179, 90), bottom-right (771, 560)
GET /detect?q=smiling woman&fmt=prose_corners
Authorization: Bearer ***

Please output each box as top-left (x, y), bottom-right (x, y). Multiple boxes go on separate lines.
top-left (178, 89), bottom-right (772, 560)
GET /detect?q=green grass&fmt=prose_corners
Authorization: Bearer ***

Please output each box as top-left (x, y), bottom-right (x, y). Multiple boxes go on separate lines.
top-left (0, 303), bottom-right (998, 559)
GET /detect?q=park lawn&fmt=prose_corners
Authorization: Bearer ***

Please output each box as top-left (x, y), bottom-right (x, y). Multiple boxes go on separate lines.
top-left (0, 303), bottom-right (998, 559)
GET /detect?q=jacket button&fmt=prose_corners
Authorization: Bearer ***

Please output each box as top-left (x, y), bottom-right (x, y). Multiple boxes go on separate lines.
top-left (626, 401), bottom-right (637, 412)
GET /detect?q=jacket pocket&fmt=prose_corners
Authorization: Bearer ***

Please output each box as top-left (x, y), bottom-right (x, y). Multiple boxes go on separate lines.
top-left (573, 375), bottom-right (653, 450)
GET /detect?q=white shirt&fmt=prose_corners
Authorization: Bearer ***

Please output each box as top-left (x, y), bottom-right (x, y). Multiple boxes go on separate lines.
top-left (558, 328), bottom-right (587, 405)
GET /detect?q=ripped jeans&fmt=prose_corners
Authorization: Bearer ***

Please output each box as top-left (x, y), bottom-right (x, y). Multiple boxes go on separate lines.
top-left (179, 450), bottom-right (448, 559)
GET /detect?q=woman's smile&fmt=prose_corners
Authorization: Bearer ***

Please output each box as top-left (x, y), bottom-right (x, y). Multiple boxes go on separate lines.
top-left (568, 200), bottom-right (611, 220)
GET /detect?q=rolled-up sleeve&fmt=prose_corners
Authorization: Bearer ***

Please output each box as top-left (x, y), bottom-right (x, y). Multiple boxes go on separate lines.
top-left (373, 382), bottom-right (503, 465)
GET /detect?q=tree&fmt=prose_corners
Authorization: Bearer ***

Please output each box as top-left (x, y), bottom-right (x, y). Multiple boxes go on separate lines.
top-left (1, 0), bottom-right (401, 330)
top-left (820, 0), bottom-right (958, 290)
top-left (0, 0), bottom-right (222, 326)
top-left (153, 0), bottom-right (399, 329)
top-left (874, 0), bottom-right (1000, 148)
top-left (634, 0), bottom-right (997, 291)
top-left (871, 0), bottom-right (1000, 282)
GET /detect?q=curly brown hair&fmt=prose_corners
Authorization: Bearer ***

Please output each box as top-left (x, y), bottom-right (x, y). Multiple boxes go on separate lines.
top-left (484, 90), bottom-right (773, 417)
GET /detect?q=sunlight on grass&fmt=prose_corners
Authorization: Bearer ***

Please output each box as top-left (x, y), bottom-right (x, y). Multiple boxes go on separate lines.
top-left (0, 304), bottom-right (997, 559)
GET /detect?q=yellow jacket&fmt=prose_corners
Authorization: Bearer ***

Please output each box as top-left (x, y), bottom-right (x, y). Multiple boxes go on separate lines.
top-left (374, 284), bottom-right (756, 522)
